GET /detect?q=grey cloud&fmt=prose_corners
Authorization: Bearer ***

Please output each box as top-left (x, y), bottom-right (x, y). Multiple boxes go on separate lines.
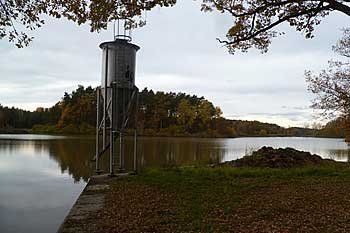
top-left (249, 111), bottom-right (310, 118)
top-left (0, 0), bottom-right (347, 127)
top-left (280, 105), bottom-right (310, 110)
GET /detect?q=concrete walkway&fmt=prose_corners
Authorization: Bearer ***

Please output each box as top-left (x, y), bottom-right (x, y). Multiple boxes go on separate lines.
top-left (58, 174), bottom-right (113, 233)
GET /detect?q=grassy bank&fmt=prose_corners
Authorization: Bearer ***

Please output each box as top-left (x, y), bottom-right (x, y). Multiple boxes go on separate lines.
top-left (0, 128), bottom-right (29, 134)
top-left (86, 165), bottom-right (350, 233)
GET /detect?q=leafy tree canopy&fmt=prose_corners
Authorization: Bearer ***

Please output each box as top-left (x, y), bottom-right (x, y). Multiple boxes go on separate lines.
top-left (1, 0), bottom-right (349, 52)
top-left (0, 0), bottom-right (176, 47)
top-left (202, 0), bottom-right (350, 53)
top-left (306, 28), bottom-right (350, 120)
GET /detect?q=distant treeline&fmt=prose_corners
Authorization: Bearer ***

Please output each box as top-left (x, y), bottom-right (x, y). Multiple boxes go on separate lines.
top-left (0, 85), bottom-right (347, 138)
top-left (317, 118), bottom-right (349, 138)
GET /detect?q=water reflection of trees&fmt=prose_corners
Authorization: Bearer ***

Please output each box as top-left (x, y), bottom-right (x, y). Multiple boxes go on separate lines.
top-left (4, 137), bottom-right (350, 182)
top-left (0, 139), bottom-right (95, 182)
top-left (0, 137), bottom-right (226, 182)
top-left (0, 140), bottom-right (50, 155)
top-left (46, 138), bottom-right (350, 181)
top-left (46, 138), bottom-right (95, 182)
top-left (328, 149), bottom-right (350, 162)
top-left (134, 137), bottom-right (225, 170)
top-left (46, 137), bottom-right (225, 180)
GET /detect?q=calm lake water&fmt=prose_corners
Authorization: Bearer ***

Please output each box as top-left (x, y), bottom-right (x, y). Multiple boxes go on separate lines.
top-left (0, 135), bottom-right (349, 232)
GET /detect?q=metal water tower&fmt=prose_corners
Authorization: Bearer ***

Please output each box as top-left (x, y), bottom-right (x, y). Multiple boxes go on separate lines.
top-left (95, 22), bottom-right (140, 175)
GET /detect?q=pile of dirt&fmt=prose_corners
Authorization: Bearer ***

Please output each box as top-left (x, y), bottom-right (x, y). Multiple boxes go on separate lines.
top-left (224, 146), bottom-right (336, 168)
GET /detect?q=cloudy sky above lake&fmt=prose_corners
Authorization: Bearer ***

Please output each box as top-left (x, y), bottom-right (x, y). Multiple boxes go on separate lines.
top-left (0, 0), bottom-right (348, 127)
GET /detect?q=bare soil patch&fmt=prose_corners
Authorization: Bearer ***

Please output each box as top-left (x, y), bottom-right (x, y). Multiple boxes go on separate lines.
top-left (223, 146), bottom-right (337, 168)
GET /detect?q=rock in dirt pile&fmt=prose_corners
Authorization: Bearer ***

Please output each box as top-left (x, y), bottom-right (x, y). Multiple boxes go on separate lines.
top-left (224, 146), bottom-right (336, 168)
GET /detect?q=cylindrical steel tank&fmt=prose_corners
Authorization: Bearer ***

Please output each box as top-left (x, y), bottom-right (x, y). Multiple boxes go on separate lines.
top-left (100, 39), bottom-right (140, 129)
top-left (100, 39), bottom-right (140, 89)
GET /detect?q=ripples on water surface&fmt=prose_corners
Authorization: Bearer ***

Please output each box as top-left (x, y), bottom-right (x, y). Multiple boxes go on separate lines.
top-left (0, 134), bottom-right (349, 232)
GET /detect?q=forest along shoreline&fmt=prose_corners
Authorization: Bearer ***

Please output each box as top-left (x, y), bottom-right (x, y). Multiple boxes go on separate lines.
top-left (61, 147), bottom-right (350, 233)
top-left (0, 86), bottom-right (348, 139)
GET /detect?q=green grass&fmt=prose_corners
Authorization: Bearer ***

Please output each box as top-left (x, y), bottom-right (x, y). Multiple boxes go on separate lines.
top-left (139, 164), bottom-right (350, 183)
top-left (114, 164), bottom-right (350, 232)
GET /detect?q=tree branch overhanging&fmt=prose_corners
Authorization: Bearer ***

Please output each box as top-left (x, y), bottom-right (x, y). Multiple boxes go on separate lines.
top-left (1, 0), bottom-right (350, 50)
top-left (203, 0), bottom-right (350, 53)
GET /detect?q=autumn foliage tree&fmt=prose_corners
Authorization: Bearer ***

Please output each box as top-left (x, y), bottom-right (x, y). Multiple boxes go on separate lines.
top-left (306, 28), bottom-right (350, 127)
top-left (176, 99), bottom-right (196, 132)
top-left (138, 88), bottom-right (223, 135)
top-left (0, 85), bottom-right (328, 137)
top-left (0, 0), bottom-right (176, 47)
top-left (202, 0), bottom-right (350, 53)
top-left (57, 85), bottom-right (96, 132)
top-left (1, 0), bottom-right (350, 52)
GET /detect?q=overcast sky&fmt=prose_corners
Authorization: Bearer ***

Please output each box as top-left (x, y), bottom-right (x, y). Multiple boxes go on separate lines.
top-left (0, 0), bottom-right (348, 127)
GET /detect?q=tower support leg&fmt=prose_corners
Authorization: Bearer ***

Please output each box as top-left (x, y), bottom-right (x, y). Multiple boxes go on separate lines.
top-left (95, 87), bottom-right (102, 174)
top-left (133, 89), bottom-right (139, 173)
top-left (109, 83), bottom-right (116, 176)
